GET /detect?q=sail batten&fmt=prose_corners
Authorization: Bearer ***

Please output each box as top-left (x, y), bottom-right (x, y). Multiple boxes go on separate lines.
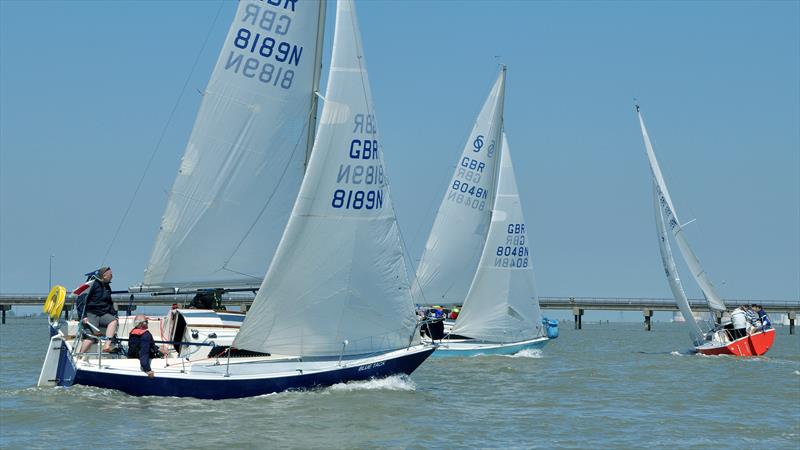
top-left (233, 0), bottom-right (418, 357)
top-left (637, 110), bottom-right (727, 312)
top-left (142, 1), bottom-right (326, 290)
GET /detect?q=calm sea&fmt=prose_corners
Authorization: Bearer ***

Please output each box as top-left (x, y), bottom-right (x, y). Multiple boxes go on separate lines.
top-left (1, 317), bottom-right (798, 449)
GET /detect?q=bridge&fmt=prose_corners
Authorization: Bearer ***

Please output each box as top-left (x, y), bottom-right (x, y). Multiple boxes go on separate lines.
top-left (1, 293), bottom-right (797, 333)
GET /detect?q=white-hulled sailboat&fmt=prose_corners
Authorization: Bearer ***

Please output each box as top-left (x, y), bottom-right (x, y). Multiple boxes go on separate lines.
top-left (412, 67), bottom-right (550, 356)
top-left (39, 0), bottom-right (434, 399)
top-left (637, 105), bottom-right (775, 356)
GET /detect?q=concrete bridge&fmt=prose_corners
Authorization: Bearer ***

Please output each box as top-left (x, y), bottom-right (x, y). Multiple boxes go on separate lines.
top-left (1, 293), bottom-right (797, 333)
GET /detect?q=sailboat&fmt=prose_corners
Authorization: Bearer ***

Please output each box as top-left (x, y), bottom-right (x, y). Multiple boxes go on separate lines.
top-left (412, 67), bottom-right (551, 356)
top-left (38, 0), bottom-right (434, 399)
top-left (637, 104), bottom-right (775, 356)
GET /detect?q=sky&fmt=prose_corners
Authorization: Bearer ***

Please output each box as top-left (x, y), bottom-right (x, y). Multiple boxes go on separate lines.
top-left (1, 0), bottom-right (798, 314)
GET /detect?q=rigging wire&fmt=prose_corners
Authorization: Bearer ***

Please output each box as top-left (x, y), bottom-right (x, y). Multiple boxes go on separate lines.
top-left (100, 0), bottom-right (227, 266)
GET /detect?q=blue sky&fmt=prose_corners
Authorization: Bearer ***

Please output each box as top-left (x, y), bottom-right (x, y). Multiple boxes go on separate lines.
top-left (1, 0), bottom-right (798, 311)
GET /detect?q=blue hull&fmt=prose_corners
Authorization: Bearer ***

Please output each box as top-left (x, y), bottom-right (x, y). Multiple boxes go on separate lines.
top-left (56, 347), bottom-right (435, 399)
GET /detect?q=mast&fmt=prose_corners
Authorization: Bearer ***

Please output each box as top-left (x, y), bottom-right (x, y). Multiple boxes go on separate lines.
top-left (305, 0), bottom-right (328, 168)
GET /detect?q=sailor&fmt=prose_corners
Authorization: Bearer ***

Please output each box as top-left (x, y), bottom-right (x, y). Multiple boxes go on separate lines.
top-left (755, 304), bottom-right (772, 331)
top-left (744, 304), bottom-right (761, 333)
top-left (730, 306), bottom-right (748, 340)
top-left (79, 266), bottom-right (118, 353)
top-left (128, 314), bottom-right (159, 378)
top-left (449, 307), bottom-right (460, 320)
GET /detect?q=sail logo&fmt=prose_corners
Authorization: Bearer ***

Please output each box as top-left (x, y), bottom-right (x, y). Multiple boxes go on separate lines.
top-left (473, 135), bottom-right (484, 152)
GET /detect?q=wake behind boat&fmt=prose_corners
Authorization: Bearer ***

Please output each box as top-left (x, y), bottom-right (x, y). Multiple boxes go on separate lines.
top-left (637, 105), bottom-right (776, 357)
top-left (412, 67), bottom-right (552, 356)
top-left (38, 0), bottom-right (434, 399)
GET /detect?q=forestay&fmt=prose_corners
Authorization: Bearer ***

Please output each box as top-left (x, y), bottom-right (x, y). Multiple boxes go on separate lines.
top-left (653, 182), bottom-right (705, 344)
top-left (413, 68), bottom-right (506, 305)
top-left (637, 109), bottom-right (727, 312)
top-left (142, 0), bottom-right (326, 290)
top-left (233, 0), bottom-right (418, 357)
top-left (451, 134), bottom-right (543, 341)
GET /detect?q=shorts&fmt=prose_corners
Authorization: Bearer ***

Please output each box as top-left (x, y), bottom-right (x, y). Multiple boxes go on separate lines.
top-left (86, 312), bottom-right (117, 333)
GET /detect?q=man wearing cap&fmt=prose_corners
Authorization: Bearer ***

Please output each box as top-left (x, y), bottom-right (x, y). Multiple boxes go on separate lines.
top-left (79, 266), bottom-right (118, 353)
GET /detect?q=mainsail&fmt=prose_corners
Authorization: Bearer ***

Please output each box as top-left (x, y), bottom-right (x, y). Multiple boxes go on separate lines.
top-left (451, 134), bottom-right (543, 341)
top-left (637, 108), bottom-right (727, 312)
top-left (141, 0), bottom-right (326, 290)
top-left (412, 68), bottom-right (506, 304)
top-left (233, 0), bottom-right (418, 357)
top-left (653, 181), bottom-right (705, 344)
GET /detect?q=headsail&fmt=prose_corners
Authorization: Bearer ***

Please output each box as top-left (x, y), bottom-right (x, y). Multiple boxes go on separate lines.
top-left (451, 134), bottom-right (544, 341)
top-left (412, 68), bottom-right (506, 305)
top-left (653, 181), bottom-right (705, 344)
top-left (233, 0), bottom-right (418, 357)
top-left (141, 0), bottom-right (326, 290)
top-left (637, 107), bottom-right (727, 312)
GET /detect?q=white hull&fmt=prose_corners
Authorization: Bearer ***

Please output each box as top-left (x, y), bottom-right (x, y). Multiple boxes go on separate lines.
top-left (426, 335), bottom-right (549, 357)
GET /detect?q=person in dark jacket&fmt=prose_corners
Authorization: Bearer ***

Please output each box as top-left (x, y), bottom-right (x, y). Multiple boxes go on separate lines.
top-left (79, 266), bottom-right (118, 353)
top-left (128, 314), bottom-right (158, 378)
top-left (756, 304), bottom-right (772, 331)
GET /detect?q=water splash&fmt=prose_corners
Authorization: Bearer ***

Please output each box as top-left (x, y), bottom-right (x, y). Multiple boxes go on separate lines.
top-left (327, 375), bottom-right (416, 393)
top-left (506, 349), bottom-right (543, 359)
top-left (794, 370), bottom-right (800, 376)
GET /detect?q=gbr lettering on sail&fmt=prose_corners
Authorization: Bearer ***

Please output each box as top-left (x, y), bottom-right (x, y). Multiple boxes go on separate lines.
top-left (224, 0), bottom-right (305, 89)
top-left (332, 114), bottom-right (384, 210)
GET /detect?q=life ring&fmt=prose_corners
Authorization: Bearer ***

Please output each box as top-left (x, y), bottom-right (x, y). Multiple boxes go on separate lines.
top-left (43, 285), bottom-right (66, 320)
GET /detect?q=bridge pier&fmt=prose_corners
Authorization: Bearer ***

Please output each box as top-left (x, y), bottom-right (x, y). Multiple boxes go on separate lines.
top-left (643, 308), bottom-right (653, 331)
top-left (789, 312), bottom-right (796, 335)
top-left (0, 305), bottom-right (9, 324)
top-left (572, 307), bottom-right (583, 330)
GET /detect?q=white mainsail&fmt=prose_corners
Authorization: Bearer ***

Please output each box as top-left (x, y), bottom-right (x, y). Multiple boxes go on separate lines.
top-left (233, 0), bottom-right (418, 357)
top-left (637, 108), bottom-right (727, 312)
top-left (653, 181), bottom-right (705, 344)
top-left (451, 134), bottom-right (543, 341)
top-left (142, 0), bottom-right (326, 290)
top-left (412, 68), bottom-right (506, 305)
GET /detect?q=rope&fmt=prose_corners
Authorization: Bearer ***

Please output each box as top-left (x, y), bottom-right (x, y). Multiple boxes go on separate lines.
top-left (100, 0), bottom-right (227, 265)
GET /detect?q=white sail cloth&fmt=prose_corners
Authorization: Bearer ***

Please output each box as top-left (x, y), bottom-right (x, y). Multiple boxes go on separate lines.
top-left (143, 0), bottom-right (325, 289)
top-left (233, 0), bottom-right (418, 357)
top-left (653, 182), bottom-right (705, 344)
top-left (451, 135), bottom-right (543, 341)
top-left (637, 110), bottom-right (727, 312)
top-left (412, 69), bottom-right (506, 305)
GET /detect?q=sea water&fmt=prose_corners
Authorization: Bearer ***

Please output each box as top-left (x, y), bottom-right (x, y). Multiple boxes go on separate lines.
top-left (1, 317), bottom-right (798, 448)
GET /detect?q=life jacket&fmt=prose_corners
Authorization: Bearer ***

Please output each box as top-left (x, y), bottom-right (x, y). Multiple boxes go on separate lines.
top-left (128, 328), bottom-right (158, 359)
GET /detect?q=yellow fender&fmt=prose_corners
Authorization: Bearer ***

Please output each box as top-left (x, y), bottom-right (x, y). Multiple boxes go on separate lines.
top-left (43, 285), bottom-right (67, 320)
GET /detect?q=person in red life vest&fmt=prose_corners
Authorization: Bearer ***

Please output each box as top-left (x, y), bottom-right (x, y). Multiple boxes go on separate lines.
top-left (128, 315), bottom-right (159, 378)
top-left (79, 266), bottom-right (118, 353)
top-left (449, 307), bottom-right (460, 320)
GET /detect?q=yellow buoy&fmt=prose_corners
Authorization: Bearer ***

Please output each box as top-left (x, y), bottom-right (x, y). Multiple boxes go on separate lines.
top-left (43, 285), bottom-right (67, 320)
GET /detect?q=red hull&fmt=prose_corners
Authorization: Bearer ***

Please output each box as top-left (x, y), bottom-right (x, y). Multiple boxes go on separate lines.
top-left (696, 328), bottom-right (776, 356)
